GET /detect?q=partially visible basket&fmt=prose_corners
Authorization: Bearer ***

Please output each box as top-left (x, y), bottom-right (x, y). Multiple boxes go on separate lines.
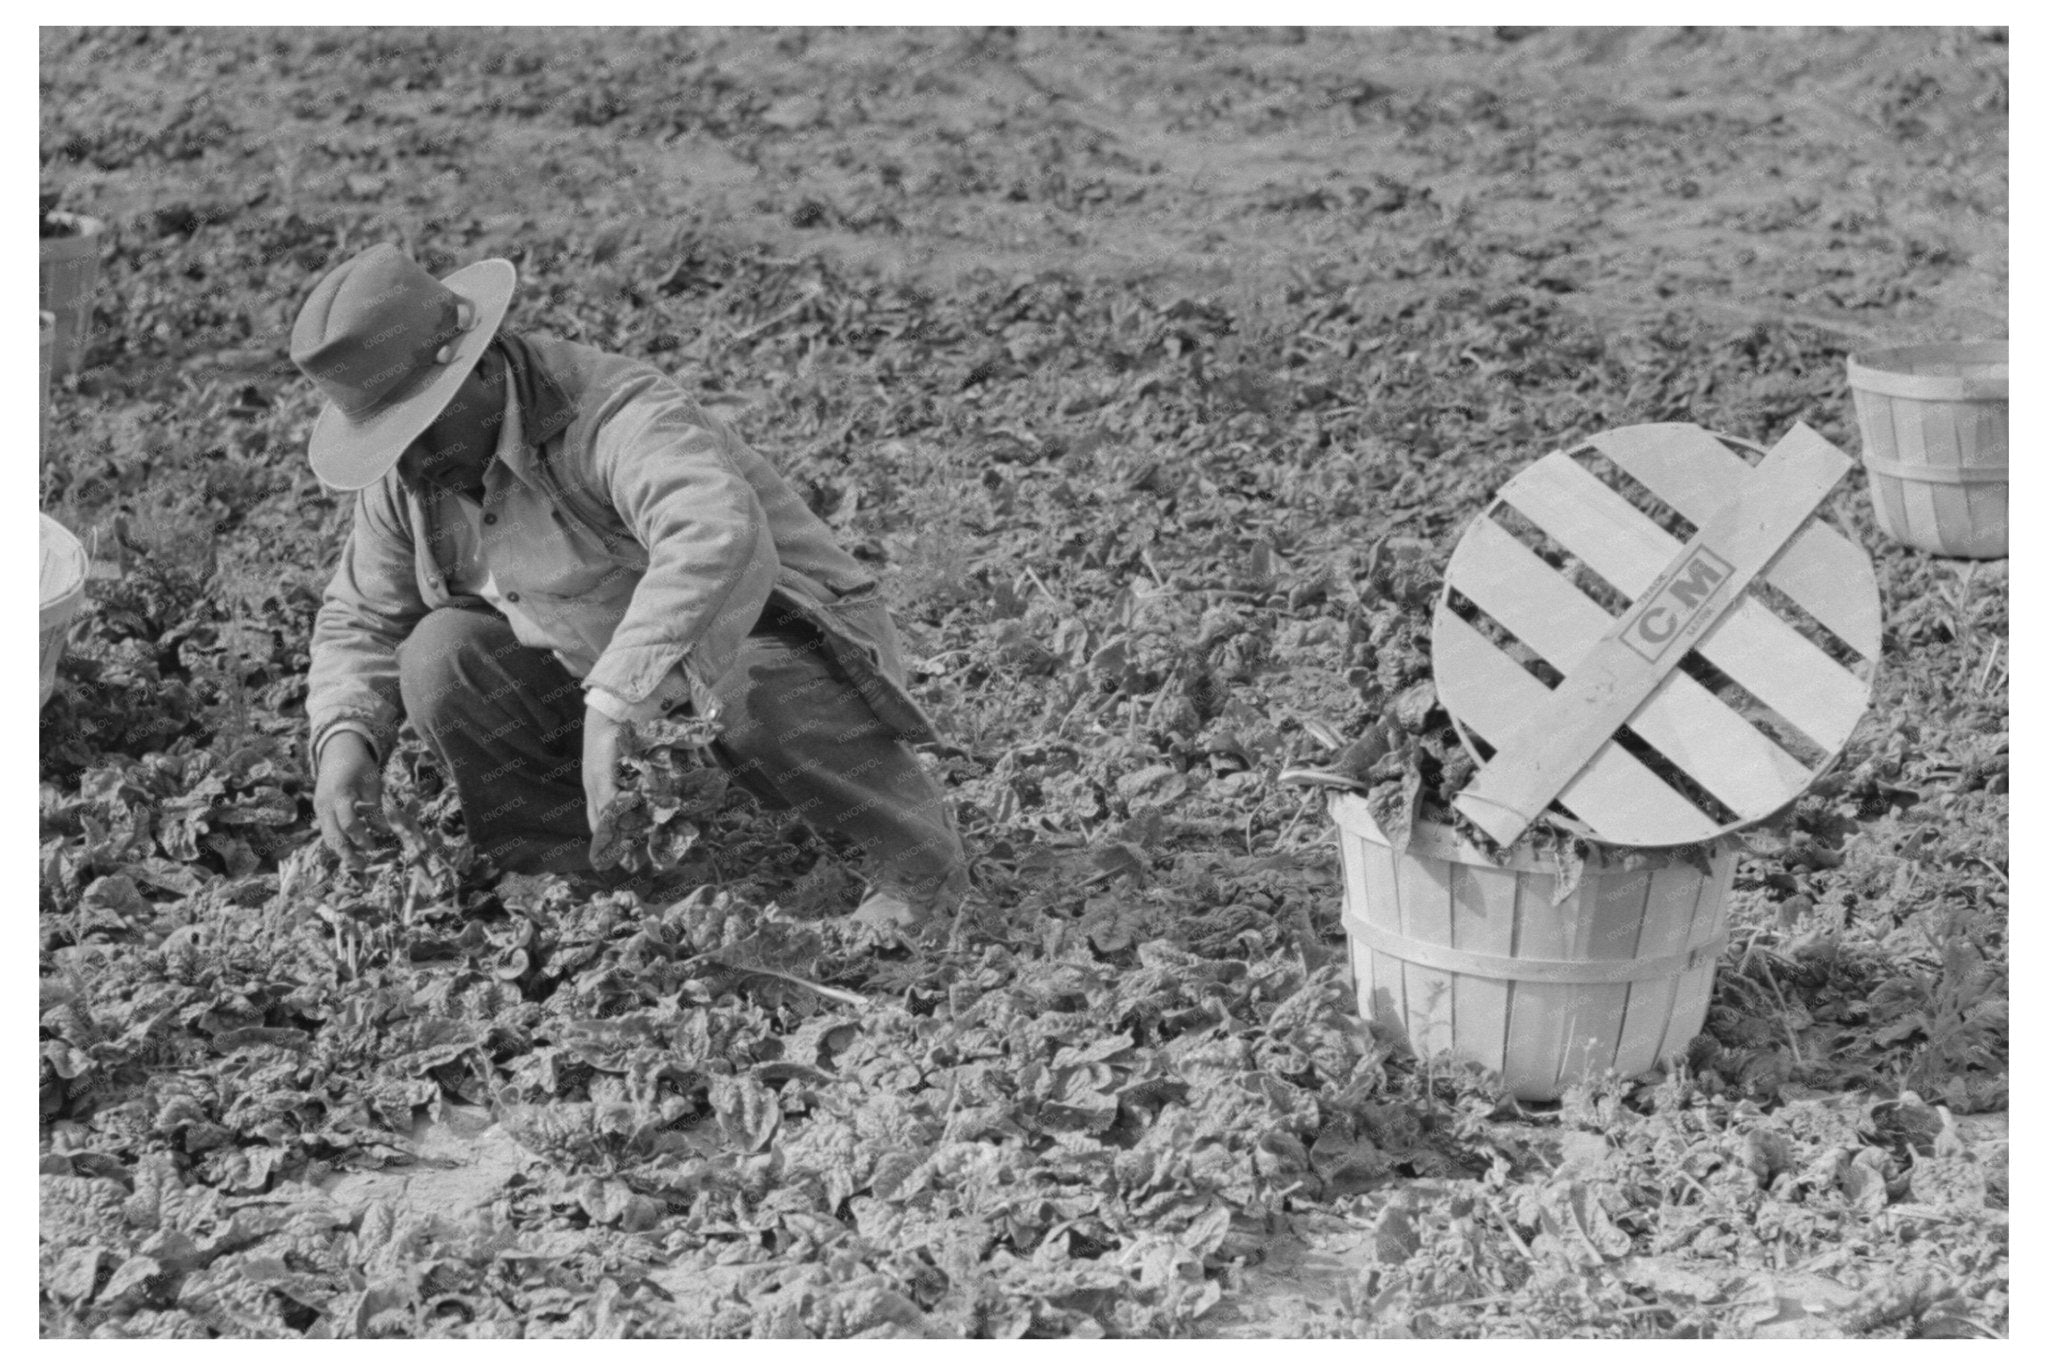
top-left (1846, 341), bottom-right (2008, 559)
top-left (41, 513), bottom-right (88, 709)
top-left (39, 212), bottom-right (104, 380)
top-left (40, 311), bottom-right (55, 453)
top-left (1326, 791), bottom-right (1735, 1101)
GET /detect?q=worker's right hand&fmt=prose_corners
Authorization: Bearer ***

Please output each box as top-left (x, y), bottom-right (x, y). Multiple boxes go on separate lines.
top-left (313, 731), bottom-right (390, 867)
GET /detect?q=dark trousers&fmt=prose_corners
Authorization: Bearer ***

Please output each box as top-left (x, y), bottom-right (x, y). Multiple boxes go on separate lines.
top-left (395, 606), bottom-right (967, 906)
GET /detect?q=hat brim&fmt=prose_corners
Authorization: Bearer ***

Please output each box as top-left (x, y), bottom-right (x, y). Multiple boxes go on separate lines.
top-left (308, 259), bottom-right (518, 493)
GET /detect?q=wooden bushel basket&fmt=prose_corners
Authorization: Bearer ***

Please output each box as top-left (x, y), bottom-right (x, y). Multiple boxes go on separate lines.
top-left (1304, 422), bottom-right (1878, 1098)
top-left (39, 213), bottom-right (104, 381)
top-left (1846, 341), bottom-right (2007, 559)
top-left (1329, 793), bottom-right (1733, 1101)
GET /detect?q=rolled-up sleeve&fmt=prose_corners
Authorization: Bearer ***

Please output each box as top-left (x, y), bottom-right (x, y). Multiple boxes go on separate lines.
top-left (306, 479), bottom-right (428, 764)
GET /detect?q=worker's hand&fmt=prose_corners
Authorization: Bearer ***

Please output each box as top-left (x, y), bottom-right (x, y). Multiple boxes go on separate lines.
top-left (313, 731), bottom-right (390, 868)
top-left (582, 706), bottom-right (627, 835)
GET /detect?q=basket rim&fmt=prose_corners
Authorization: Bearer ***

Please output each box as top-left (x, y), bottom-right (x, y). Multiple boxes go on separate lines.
top-left (1847, 341), bottom-right (2007, 401)
top-left (1325, 790), bottom-right (1732, 873)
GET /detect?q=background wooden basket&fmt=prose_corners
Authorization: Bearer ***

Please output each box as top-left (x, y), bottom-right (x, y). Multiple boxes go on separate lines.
top-left (40, 310), bottom-right (55, 453)
top-left (1846, 341), bottom-right (2008, 560)
top-left (1433, 423), bottom-right (1881, 850)
top-left (39, 213), bottom-right (103, 381)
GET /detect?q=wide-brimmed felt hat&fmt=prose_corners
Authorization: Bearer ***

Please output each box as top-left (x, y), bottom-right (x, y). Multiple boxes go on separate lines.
top-left (291, 243), bottom-right (517, 491)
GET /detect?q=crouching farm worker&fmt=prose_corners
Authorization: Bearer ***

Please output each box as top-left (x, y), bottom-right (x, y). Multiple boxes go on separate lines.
top-left (295, 244), bottom-right (968, 931)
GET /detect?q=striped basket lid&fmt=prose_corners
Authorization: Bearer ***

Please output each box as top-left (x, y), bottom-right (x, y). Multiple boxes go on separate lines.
top-left (1433, 422), bottom-right (1879, 850)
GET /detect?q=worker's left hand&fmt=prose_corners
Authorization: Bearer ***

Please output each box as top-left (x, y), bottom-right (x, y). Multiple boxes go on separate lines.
top-left (582, 706), bottom-right (627, 835)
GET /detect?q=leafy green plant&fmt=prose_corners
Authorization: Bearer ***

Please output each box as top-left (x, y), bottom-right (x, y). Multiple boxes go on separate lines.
top-left (588, 714), bottom-right (729, 875)
top-left (38, 25), bottom-right (2006, 1339)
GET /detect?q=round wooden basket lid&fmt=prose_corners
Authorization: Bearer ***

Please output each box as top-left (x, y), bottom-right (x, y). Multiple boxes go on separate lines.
top-left (1431, 422), bottom-right (1881, 849)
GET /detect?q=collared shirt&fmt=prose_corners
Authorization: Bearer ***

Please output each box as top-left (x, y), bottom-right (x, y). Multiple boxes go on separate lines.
top-left (319, 371), bottom-right (641, 761)
top-left (443, 378), bottom-right (536, 635)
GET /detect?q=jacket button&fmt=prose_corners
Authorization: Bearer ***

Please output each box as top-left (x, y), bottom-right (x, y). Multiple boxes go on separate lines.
top-left (484, 513), bottom-right (497, 526)
top-left (506, 591), bottom-right (520, 603)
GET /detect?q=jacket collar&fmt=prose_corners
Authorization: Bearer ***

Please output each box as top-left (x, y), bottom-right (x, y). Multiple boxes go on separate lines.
top-left (494, 328), bottom-right (577, 452)
top-left (393, 330), bottom-right (574, 508)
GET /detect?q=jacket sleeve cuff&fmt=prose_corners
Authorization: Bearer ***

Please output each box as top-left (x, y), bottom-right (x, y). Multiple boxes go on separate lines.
top-left (313, 720), bottom-right (381, 767)
top-left (586, 667), bottom-right (694, 725)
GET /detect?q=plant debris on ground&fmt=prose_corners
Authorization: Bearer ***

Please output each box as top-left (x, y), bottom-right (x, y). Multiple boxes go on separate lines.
top-left (40, 26), bottom-right (2007, 1339)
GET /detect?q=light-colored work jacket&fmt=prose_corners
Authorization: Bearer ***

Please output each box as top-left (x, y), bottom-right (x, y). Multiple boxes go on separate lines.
top-left (306, 331), bottom-right (934, 761)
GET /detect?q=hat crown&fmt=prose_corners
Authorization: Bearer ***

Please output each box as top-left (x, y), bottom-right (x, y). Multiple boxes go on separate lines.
top-left (291, 244), bottom-right (470, 418)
